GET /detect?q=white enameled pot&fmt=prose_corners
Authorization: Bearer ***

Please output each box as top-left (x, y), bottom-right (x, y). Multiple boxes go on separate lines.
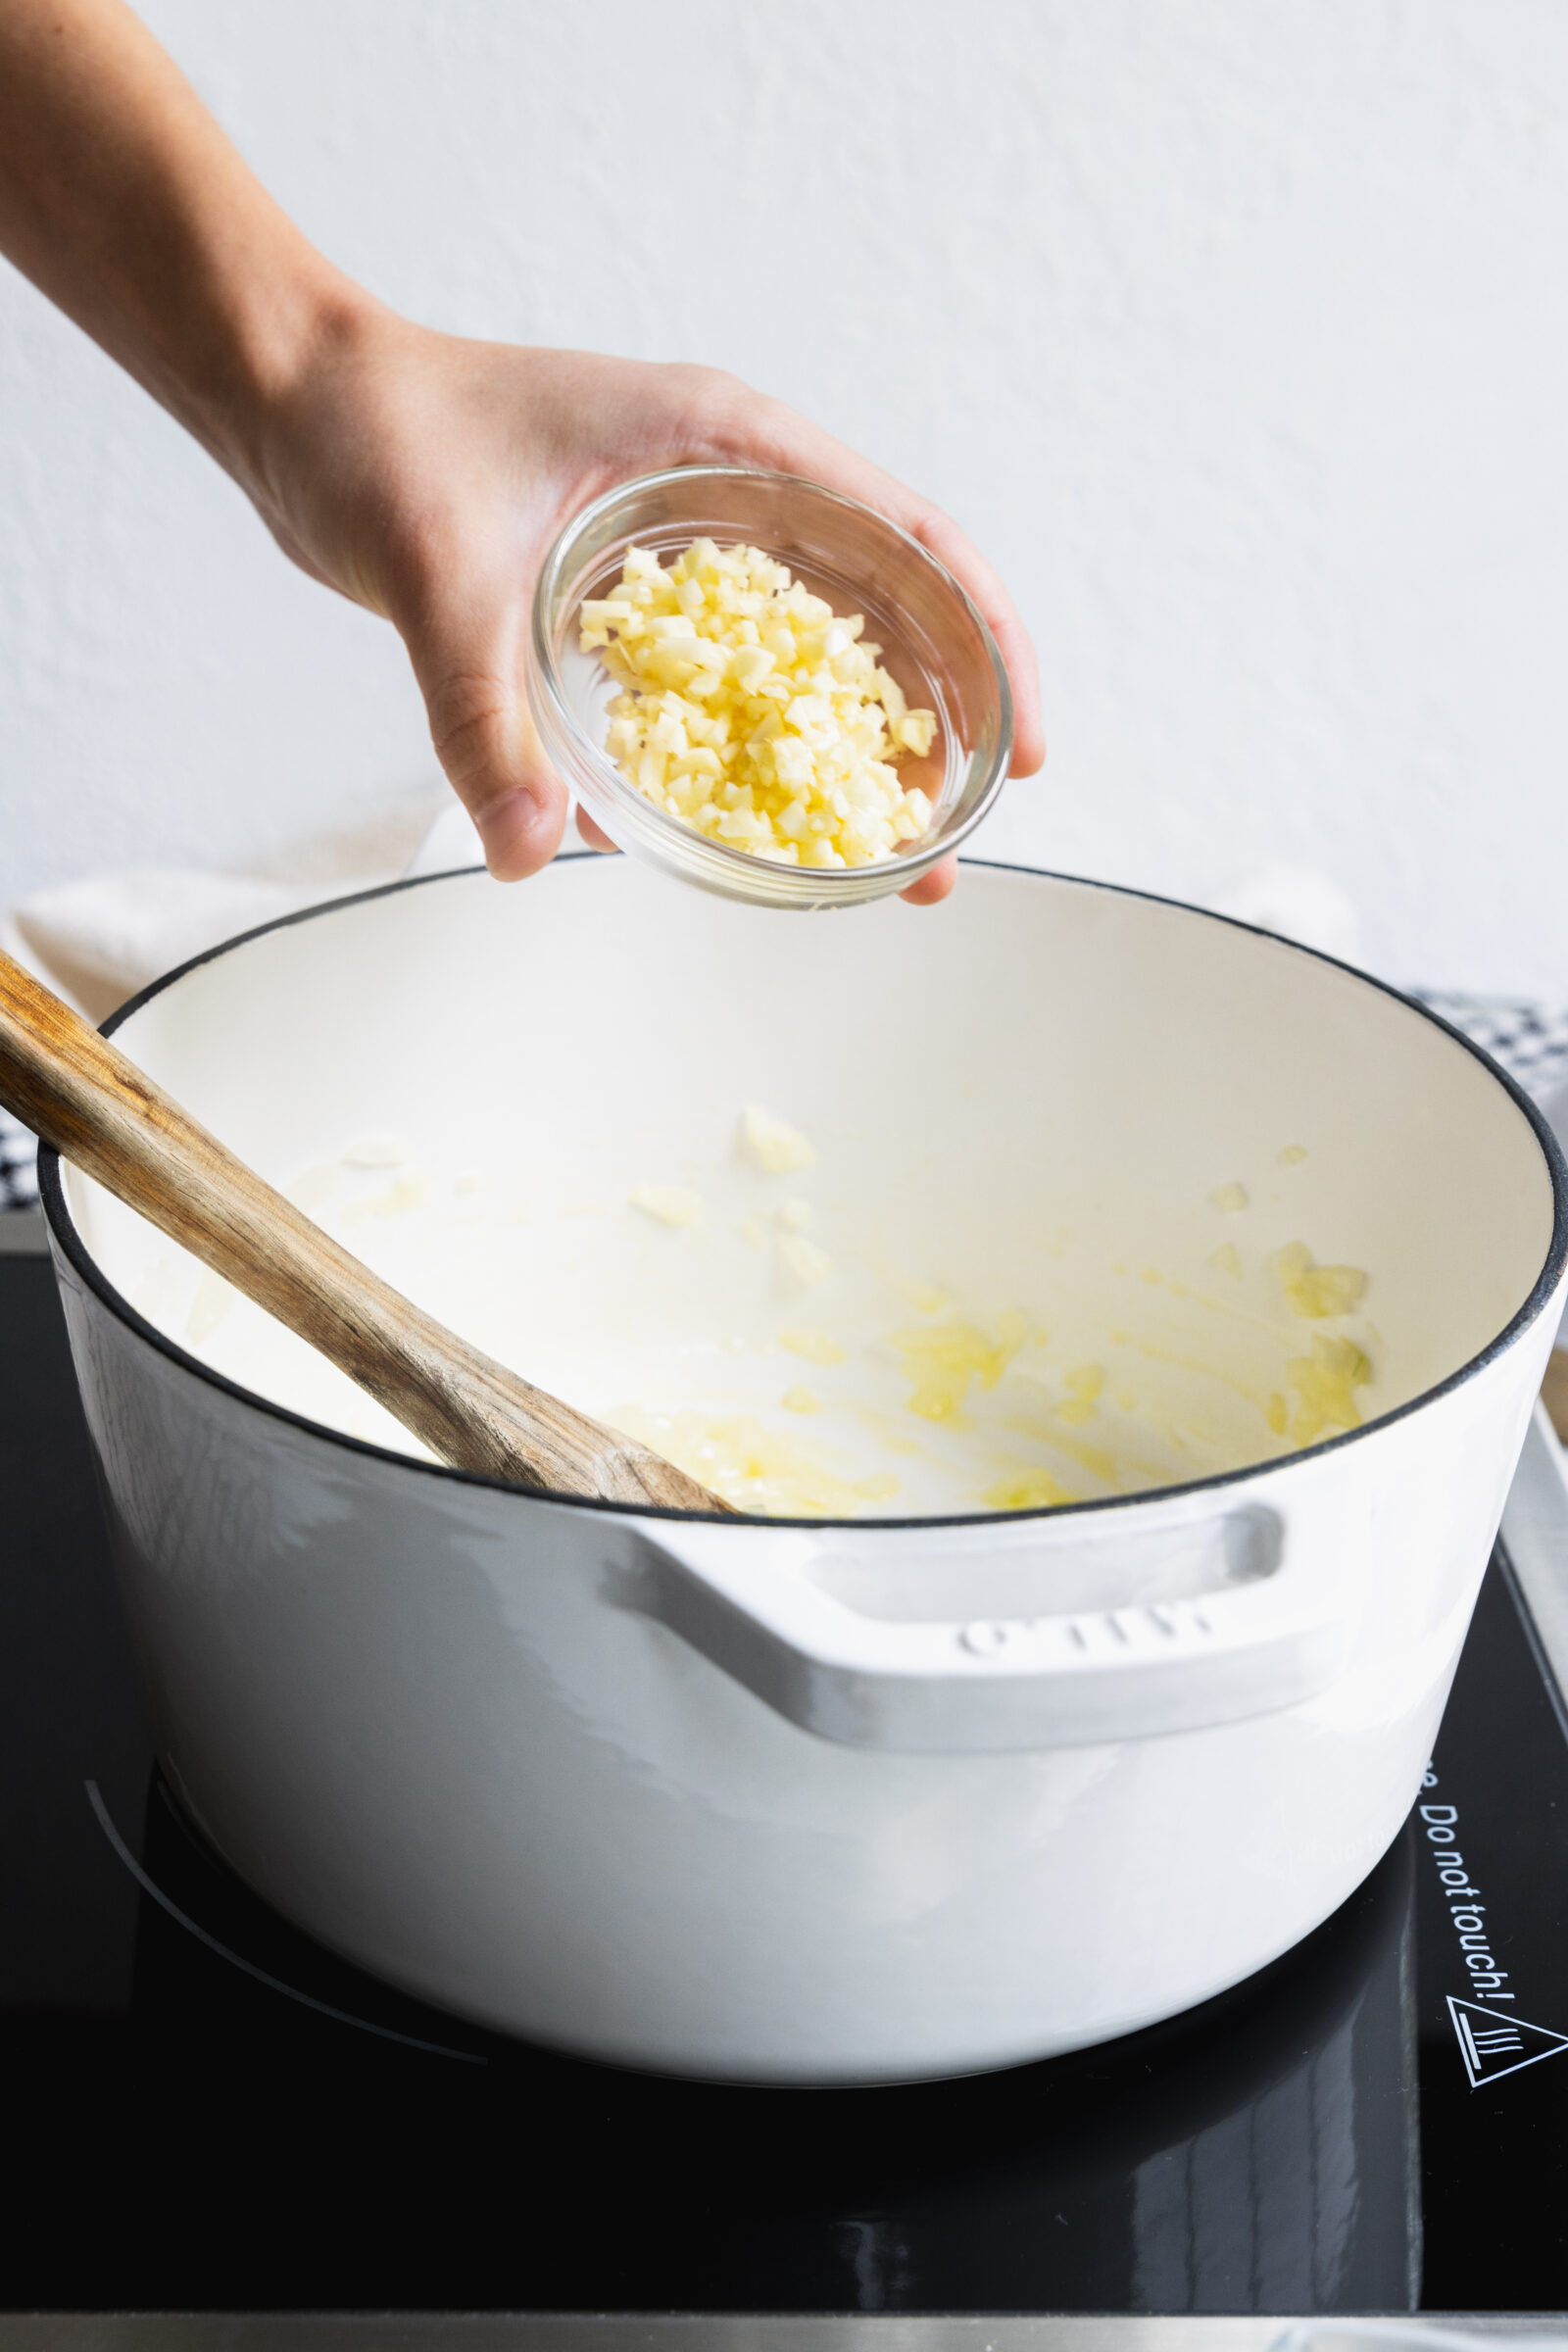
top-left (39, 859), bottom-right (1567, 2084)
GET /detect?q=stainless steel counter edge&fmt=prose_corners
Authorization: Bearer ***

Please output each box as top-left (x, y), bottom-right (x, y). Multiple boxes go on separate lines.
top-left (0, 2318), bottom-right (1565, 2352)
top-left (1499, 1406), bottom-right (1568, 1722)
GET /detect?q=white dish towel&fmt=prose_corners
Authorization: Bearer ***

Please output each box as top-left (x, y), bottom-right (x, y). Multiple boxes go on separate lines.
top-left (0, 793), bottom-right (486, 1206)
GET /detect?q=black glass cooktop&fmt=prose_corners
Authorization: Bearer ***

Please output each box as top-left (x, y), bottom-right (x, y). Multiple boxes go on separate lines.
top-left (4, 1250), bottom-right (1567, 2318)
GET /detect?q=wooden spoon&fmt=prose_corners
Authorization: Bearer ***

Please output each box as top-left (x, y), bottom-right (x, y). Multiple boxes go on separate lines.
top-left (0, 949), bottom-right (732, 1513)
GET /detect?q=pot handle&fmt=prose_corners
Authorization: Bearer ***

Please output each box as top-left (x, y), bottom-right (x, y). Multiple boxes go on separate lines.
top-left (631, 1501), bottom-right (1352, 1751)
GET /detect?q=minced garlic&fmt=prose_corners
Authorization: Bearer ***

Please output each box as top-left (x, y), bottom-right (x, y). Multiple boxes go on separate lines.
top-left (1276, 1242), bottom-right (1368, 1319)
top-left (984, 1467), bottom-right (1078, 1511)
top-left (779, 1327), bottom-right (846, 1365)
top-left (738, 1104), bottom-right (815, 1174)
top-left (778, 1234), bottom-right (834, 1289)
top-left (1286, 1334), bottom-right (1371, 1443)
top-left (579, 539), bottom-right (937, 867)
top-left (892, 1314), bottom-right (1028, 1427)
top-left (1055, 1363), bottom-right (1105, 1426)
top-left (611, 1406), bottom-right (901, 1516)
top-left (629, 1185), bottom-right (704, 1228)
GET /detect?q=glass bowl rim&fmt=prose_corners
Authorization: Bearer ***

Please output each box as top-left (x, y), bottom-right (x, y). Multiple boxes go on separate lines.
top-left (527, 464), bottom-right (1015, 898)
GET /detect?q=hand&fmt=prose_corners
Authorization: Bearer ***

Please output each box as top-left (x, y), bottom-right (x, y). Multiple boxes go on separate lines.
top-left (0, 1), bottom-right (1040, 906)
top-left (246, 309), bottom-right (1046, 905)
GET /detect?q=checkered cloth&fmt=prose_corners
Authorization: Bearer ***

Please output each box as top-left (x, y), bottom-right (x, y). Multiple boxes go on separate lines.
top-left (5, 988), bottom-right (1568, 1223)
top-left (1, 1108), bottom-right (36, 1212)
top-left (1413, 994), bottom-right (1568, 1105)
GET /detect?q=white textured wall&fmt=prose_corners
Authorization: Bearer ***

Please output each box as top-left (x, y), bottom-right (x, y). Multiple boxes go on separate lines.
top-left (3, 1), bottom-right (1566, 991)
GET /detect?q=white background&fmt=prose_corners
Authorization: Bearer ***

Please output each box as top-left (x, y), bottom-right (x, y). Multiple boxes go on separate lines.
top-left (2, 0), bottom-right (1566, 992)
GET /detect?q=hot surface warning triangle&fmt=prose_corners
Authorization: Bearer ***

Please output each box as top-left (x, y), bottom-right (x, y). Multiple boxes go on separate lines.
top-left (1447, 1995), bottom-right (1568, 2089)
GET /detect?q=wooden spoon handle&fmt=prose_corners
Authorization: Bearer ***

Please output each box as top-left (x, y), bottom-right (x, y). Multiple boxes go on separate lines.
top-left (0, 949), bottom-right (731, 1512)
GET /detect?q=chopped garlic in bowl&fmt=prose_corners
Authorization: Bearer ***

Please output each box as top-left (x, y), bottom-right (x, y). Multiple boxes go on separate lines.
top-left (529, 466), bottom-right (1012, 908)
top-left (580, 539), bottom-right (937, 870)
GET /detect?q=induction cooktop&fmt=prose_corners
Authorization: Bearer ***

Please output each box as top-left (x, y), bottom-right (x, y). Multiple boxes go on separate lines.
top-left (4, 1242), bottom-right (1567, 2344)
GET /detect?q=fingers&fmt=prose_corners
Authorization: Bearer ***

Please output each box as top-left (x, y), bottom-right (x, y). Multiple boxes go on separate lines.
top-left (900, 854), bottom-right (957, 907)
top-left (402, 605), bottom-right (568, 881)
top-left (904, 510), bottom-right (1046, 782)
top-left (704, 392), bottom-right (1046, 779)
top-left (575, 805), bottom-right (617, 853)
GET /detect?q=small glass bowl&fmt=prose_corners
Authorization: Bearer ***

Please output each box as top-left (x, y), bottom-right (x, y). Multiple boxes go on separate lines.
top-left (527, 466), bottom-right (1014, 908)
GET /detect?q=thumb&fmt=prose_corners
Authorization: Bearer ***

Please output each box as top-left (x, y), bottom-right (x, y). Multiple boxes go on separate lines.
top-left (402, 596), bottom-right (567, 881)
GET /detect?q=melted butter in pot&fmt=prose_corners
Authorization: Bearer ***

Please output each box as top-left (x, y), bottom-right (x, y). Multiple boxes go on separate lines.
top-left (136, 1112), bottom-right (1377, 1519)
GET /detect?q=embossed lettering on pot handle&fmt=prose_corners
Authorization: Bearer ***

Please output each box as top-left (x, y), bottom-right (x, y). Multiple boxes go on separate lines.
top-left (632, 1499), bottom-right (1352, 1751)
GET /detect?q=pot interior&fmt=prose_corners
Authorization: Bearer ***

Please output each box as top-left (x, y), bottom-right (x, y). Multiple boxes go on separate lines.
top-left (57, 859), bottom-right (1560, 1518)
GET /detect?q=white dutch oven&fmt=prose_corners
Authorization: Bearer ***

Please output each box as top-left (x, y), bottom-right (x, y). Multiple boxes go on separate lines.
top-left (39, 859), bottom-right (1567, 2084)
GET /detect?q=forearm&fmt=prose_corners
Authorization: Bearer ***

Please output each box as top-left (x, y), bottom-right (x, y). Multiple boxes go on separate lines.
top-left (0, 0), bottom-right (1042, 890)
top-left (0, 0), bottom-right (367, 494)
